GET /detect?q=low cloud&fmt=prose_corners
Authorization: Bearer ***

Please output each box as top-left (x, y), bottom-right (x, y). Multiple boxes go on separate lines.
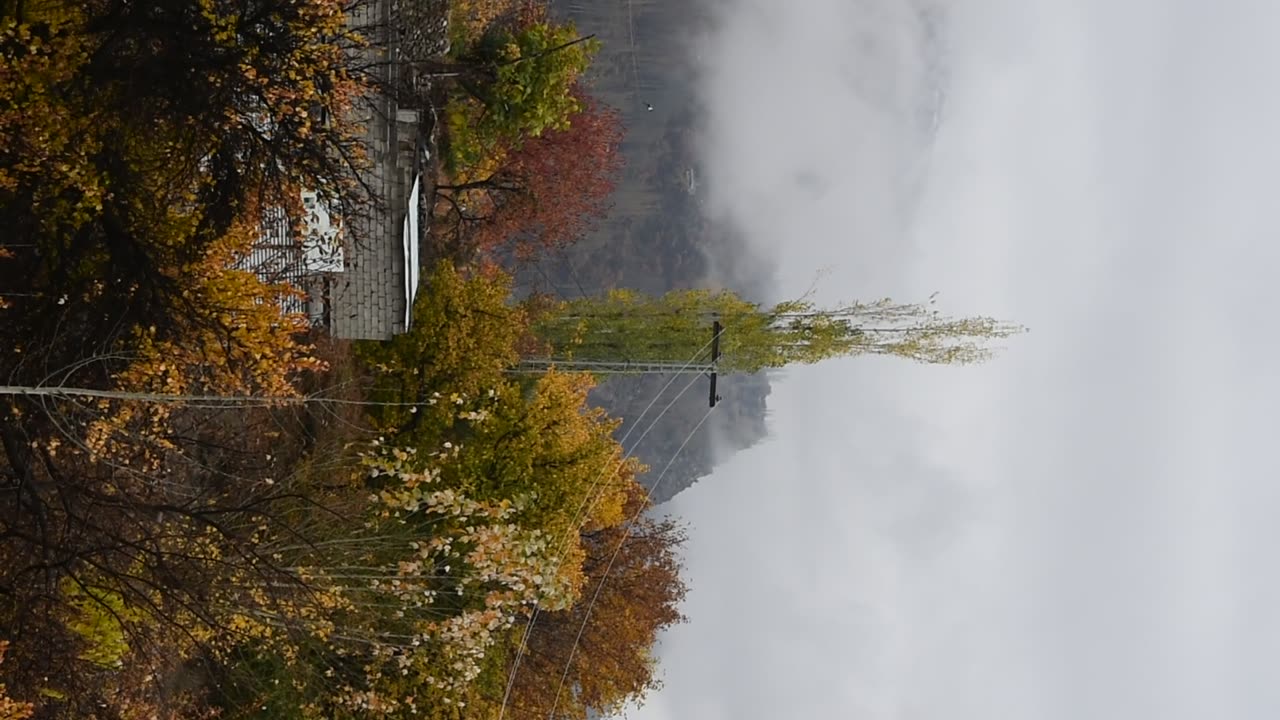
top-left (631, 0), bottom-right (1280, 719)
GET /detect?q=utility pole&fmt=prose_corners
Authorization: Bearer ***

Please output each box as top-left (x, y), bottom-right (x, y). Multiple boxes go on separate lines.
top-left (708, 320), bottom-right (721, 408)
top-left (514, 319), bottom-right (727, 409)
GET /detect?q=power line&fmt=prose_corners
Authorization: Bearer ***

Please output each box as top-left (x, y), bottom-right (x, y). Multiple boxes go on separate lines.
top-left (496, 371), bottom-right (702, 720)
top-left (496, 329), bottom-right (723, 720)
top-left (517, 321), bottom-right (725, 408)
top-left (0, 385), bottom-right (434, 409)
top-left (7, 335), bottom-right (730, 712)
top-left (547, 404), bottom-right (716, 720)
top-left (496, 371), bottom-right (707, 720)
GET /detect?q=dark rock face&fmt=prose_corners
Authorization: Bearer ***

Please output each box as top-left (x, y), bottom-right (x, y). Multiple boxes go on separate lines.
top-left (508, 0), bottom-right (774, 504)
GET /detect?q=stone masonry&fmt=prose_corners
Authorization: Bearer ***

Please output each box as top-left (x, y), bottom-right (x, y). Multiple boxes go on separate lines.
top-left (327, 0), bottom-right (423, 340)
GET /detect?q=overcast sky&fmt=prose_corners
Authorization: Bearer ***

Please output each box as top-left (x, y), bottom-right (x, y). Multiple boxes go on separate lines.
top-left (629, 0), bottom-right (1280, 719)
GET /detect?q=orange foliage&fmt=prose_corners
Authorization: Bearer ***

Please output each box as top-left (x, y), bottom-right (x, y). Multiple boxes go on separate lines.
top-left (0, 642), bottom-right (32, 720)
top-left (499, 484), bottom-right (688, 720)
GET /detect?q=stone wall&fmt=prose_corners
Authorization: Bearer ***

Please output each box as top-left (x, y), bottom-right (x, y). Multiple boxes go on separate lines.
top-left (328, 0), bottom-right (422, 340)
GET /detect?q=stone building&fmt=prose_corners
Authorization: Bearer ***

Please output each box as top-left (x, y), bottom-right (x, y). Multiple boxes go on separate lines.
top-left (241, 0), bottom-right (438, 341)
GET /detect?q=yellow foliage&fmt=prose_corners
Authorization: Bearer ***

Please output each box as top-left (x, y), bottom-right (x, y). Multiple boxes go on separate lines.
top-left (0, 17), bottom-right (104, 235)
top-left (60, 578), bottom-right (145, 668)
top-left (78, 209), bottom-right (323, 467)
top-left (443, 96), bottom-right (509, 177)
top-left (116, 212), bottom-right (323, 394)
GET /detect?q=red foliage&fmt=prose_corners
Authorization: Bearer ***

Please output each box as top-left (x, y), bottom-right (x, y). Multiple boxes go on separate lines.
top-left (442, 88), bottom-right (624, 260)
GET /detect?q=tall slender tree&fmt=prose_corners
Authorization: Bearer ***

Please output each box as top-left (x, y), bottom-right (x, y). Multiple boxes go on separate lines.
top-left (530, 288), bottom-right (1024, 372)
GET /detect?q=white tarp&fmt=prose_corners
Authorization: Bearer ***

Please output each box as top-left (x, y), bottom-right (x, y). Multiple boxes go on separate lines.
top-left (403, 175), bottom-right (421, 329)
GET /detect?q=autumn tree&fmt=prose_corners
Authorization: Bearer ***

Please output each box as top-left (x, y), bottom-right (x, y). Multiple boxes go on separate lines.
top-left (439, 17), bottom-right (600, 175)
top-left (0, 386), bottom-right (359, 717)
top-left (0, 2), bottom-right (377, 715)
top-left (195, 262), bottom-right (654, 718)
top-left (0, 0), bottom-right (372, 492)
top-left (0, 258), bottom-right (654, 719)
top-left (360, 262), bottom-right (642, 540)
top-left (203, 433), bottom-right (593, 720)
top-left (1, 0), bottom-right (366, 397)
top-left (437, 369), bottom-right (644, 537)
top-left (498, 485), bottom-right (688, 720)
top-left (531, 288), bottom-right (1025, 371)
top-left (437, 89), bottom-right (623, 258)
top-left (359, 260), bottom-right (528, 434)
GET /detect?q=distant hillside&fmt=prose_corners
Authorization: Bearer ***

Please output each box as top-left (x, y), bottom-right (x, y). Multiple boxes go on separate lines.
top-left (512, 0), bottom-right (775, 504)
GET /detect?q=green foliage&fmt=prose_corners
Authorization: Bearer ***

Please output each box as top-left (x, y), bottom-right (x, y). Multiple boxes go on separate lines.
top-left (532, 288), bottom-right (756, 367)
top-left (441, 95), bottom-right (496, 174)
top-left (445, 21), bottom-right (599, 174)
top-left (358, 260), bottom-right (526, 436)
top-left (59, 577), bottom-right (143, 668)
top-left (480, 22), bottom-right (598, 140)
top-left (444, 0), bottom-right (522, 62)
top-left (533, 288), bottom-right (1025, 371)
top-left (435, 370), bottom-right (642, 536)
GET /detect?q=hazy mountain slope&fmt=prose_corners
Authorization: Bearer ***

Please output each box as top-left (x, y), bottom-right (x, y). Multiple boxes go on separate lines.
top-left (512, 0), bottom-right (774, 504)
